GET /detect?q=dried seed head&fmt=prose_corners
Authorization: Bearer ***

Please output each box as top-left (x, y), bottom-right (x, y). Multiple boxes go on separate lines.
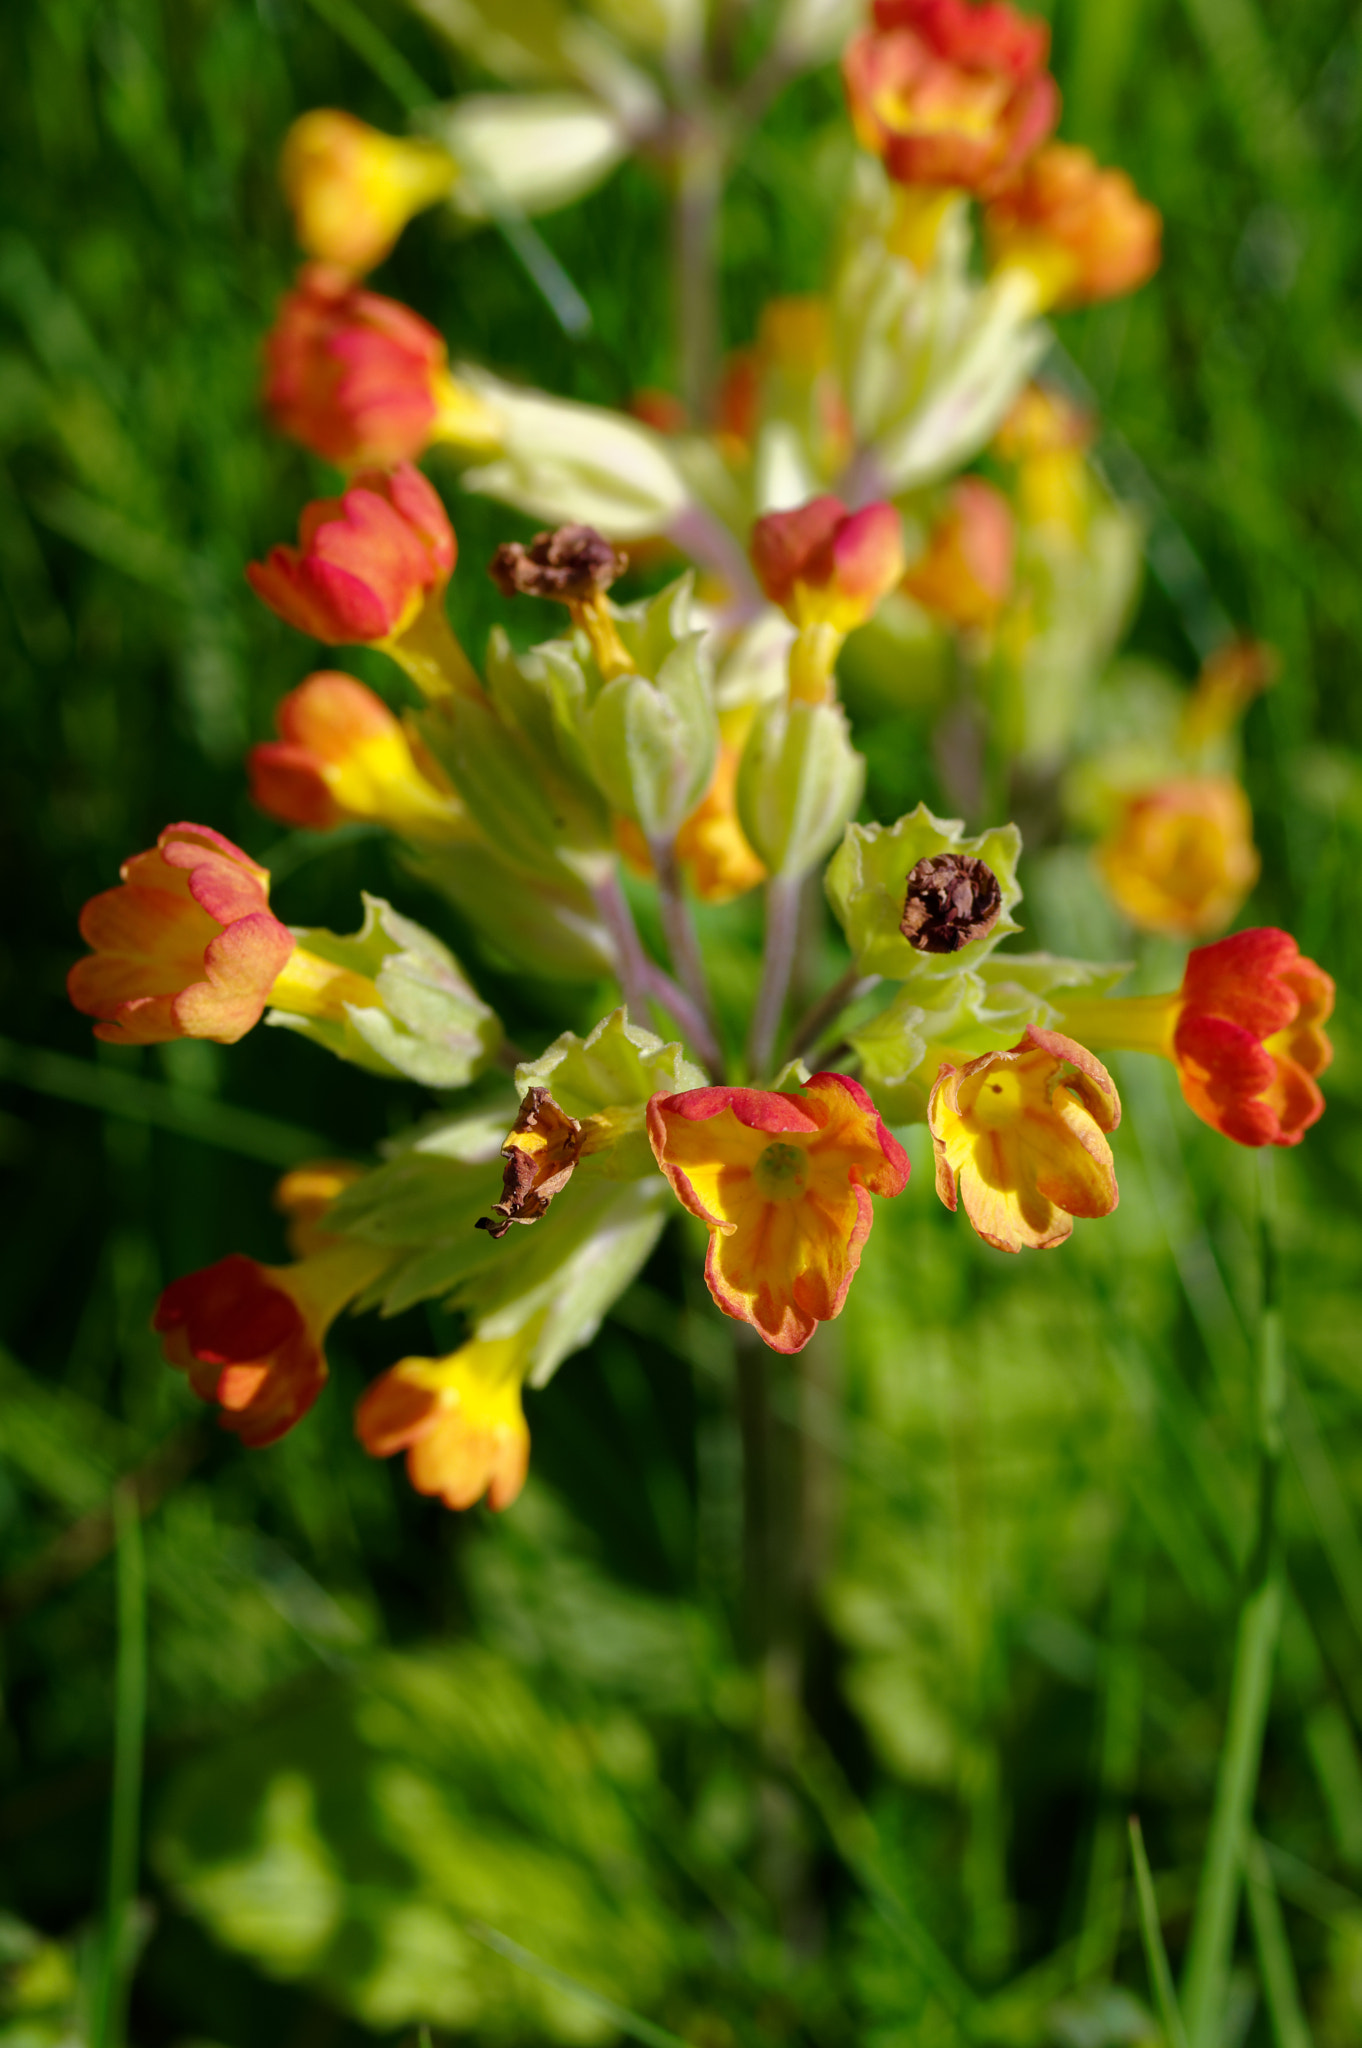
top-left (900, 854), bottom-right (1002, 953)
top-left (489, 525), bottom-right (627, 604)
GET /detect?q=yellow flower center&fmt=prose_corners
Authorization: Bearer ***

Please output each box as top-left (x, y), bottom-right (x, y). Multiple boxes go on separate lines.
top-left (970, 1070), bottom-right (1027, 1129)
top-left (754, 1142), bottom-right (810, 1201)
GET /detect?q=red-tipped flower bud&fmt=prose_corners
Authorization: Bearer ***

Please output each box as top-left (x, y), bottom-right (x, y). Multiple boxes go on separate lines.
top-left (246, 463), bottom-right (455, 646)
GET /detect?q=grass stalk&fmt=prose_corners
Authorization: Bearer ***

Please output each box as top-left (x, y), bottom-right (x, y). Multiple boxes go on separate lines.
top-left (1245, 1834), bottom-right (1314, 2048)
top-left (89, 1480), bottom-right (147, 2048)
top-left (1180, 1155), bottom-right (1286, 2048)
top-left (1128, 1816), bottom-right (1191, 2048)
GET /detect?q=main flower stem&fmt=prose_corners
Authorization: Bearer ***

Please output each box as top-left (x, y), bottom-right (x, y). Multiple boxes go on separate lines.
top-left (592, 866), bottom-right (721, 1075)
top-left (1179, 1154), bottom-right (1286, 2048)
top-left (748, 871), bottom-right (803, 1080)
top-left (650, 836), bottom-right (723, 1064)
top-left (789, 968), bottom-right (882, 1063)
top-left (672, 129), bottom-right (725, 424)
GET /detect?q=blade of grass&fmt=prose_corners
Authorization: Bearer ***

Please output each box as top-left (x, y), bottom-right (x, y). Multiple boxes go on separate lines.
top-left (0, 1038), bottom-right (333, 1167)
top-left (1181, 1155), bottom-right (1287, 2048)
top-left (463, 1922), bottom-right (695, 2048)
top-left (1128, 1817), bottom-right (1191, 2048)
top-left (301, 0), bottom-right (592, 336)
top-left (1075, 1544), bottom-right (1147, 1984)
top-left (1245, 1834), bottom-right (1314, 2048)
top-left (88, 1480), bottom-right (147, 2048)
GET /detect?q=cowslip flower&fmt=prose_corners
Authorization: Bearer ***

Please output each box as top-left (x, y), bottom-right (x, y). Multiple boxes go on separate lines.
top-left (68, 824), bottom-right (295, 1046)
top-left (903, 477), bottom-right (1015, 630)
top-left (1096, 776), bottom-right (1260, 937)
top-left (248, 672), bottom-right (471, 842)
top-left (281, 110), bottom-right (457, 274)
top-left (985, 143), bottom-right (1162, 310)
top-left (247, 464), bottom-right (474, 697)
top-left (750, 497), bottom-right (905, 701)
top-left (274, 1160), bottom-right (367, 1258)
top-left (929, 1027), bottom-right (1121, 1252)
top-left (993, 383), bottom-right (1093, 533)
top-left (1180, 637), bottom-right (1278, 758)
top-left (355, 1330), bottom-right (532, 1512)
top-left (647, 1073), bottom-right (910, 1353)
top-left (1057, 929), bottom-right (1335, 1148)
top-left (155, 1240), bottom-right (390, 1446)
top-left (843, 0), bottom-right (1058, 201)
top-left (263, 264), bottom-right (500, 471)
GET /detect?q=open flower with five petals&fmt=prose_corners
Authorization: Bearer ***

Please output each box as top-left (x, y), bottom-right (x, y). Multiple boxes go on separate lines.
top-left (648, 1073), bottom-right (910, 1353)
top-left (67, 824), bottom-right (295, 1046)
top-left (929, 1026), bottom-right (1121, 1252)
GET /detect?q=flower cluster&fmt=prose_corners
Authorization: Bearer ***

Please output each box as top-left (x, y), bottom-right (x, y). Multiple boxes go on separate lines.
top-left (68, 0), bottom-right (1332, 1519)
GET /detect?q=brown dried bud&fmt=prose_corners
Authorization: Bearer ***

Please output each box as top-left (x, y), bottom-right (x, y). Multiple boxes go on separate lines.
top-left (476, 1087), bottom-right (584, 1239)
top-left (900, 854), bottom-right (1003, 954)
top-left (489, 525), bottom-right (627, 605)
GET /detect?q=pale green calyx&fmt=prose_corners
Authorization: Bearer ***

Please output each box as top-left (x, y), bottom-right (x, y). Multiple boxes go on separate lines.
top-left (825, 803), bottom-right (1022, 982)
top-left (737, 699), bottom-right (866, 878)
top-left (268, 893), bottom-right (502, 1090)
top-left (516, 1007), bottom-right (706, 1117)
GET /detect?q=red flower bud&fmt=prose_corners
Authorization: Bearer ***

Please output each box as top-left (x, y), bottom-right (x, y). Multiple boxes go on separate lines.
top-left (750, 497), bottom-right (905, 632)
top-left (247, 463), bottom-right (455, 645)
top-left (1174, 929), bottom-right (1334, 1149)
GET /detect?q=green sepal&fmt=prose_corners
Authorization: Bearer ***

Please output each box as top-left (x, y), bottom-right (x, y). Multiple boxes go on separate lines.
top-left (268, 894), bottom-right (501, 1090)
top-left (404, 841), bottom-right (616, 979)
top-left (588, 633), bottom-right (718, 840)
top-left (737, 698), bottom-right (865, 878)
top-left (825, 802), bottom-right (1022, 981)
top-left (516, 1006), bottom-right (706, 1116)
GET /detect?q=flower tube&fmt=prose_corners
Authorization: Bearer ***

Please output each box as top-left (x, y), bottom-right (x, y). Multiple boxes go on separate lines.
top-left (985, 143), bottom-right (1162, 310)
top-left (648, 1072), bottom-right (910, 1352)
top-left (1096, 777), bottom-right (1259, 937)
top-left (246, 464), bottom-right (476, 697)
top-left (355, 1328), bottom-right (533, 1512)
top-left (843, 0), bottom-right (1058, 202)
top-left (263, 264), bottom-right (501, 470)
top-left (1056, 929), bottom-right (1335, 1148)
top-left (155, 1240), bottom-right (392, 1445)
top-left (750, 496), bottom-right (905, 700)
top-left (281, 110), bottom-right (458, 274)
top-left (248, 672), bottom-right (472, 842)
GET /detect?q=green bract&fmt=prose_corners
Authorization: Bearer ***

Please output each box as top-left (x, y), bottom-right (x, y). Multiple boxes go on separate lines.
top-left (737, 698), bottom-right (865, 877)
top-left (851, 951), bottom-right (1130, 1124)
top-left (404, 840), bottom-right (616, 979)
top-left (516, 1007), bottom-right (706, 1117)
top-left (825, 802), bottom-right (1023, 982)
top-left (268, 895), bottom-right (502, 1089)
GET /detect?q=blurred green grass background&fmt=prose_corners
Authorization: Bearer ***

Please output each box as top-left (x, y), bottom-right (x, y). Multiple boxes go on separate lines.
top-left (2, 0), bottom-right (1362, 2043)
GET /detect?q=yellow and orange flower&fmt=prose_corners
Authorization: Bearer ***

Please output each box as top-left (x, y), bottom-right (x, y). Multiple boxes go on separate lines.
top-left (263, 263), bottom-right (499, 471)
top-left (929, 1027), bottom-right (1121, 1253)
top-left (247, 462), bottom-right (456, 648)
top-left (1180, 637), bottom-right (1279, 757)
top-left (993, 383), bottom-right (1094, 532)
top-left (1097, 776), bottom-right (1260, 937)
top-left (281, 110), bottom-right (457, 275)
top-left (648, 1073), bottom-right (910, 1353)
top-left (356, 1331), bottom-right (531, 1512)
top-left (985, 143), bottom-right (1162, 310)
top-left (844, 0), bottom-right (1058, 200)
top-left (1057, 928), bottom-right (1335, 1149)
top-left (248, 671), bottom-right (468, 841)
top-left (903, 477), bottom-right (1015, 630)
top-left (67, 823), bottom-right (295, 1046)
top-left (155, 1240), bottom-right (387, 1446)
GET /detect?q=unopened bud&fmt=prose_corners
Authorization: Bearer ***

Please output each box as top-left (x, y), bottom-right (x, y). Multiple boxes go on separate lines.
top-left (901, 854), bottom-right (1003, 953)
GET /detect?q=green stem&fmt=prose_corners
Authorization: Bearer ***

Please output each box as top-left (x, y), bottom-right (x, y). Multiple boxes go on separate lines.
top-left (788, 968), bottom-right (881, 1063)
top-left (1244, 1834), bottom-right (1314, 2048)
top-left (1180, 1154), bottom-right (1286, 2048)
top-left (747, 871), bottom-right (803, 1081)
top-left (1128, 1817), bottom-right (1191, 2048)
top-left (671, 133), bottom-right (725, 424)
top-left (90, 1481), bottom-right (147, 2048)
top-left (649, 837), bottom-right (722, 1062)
